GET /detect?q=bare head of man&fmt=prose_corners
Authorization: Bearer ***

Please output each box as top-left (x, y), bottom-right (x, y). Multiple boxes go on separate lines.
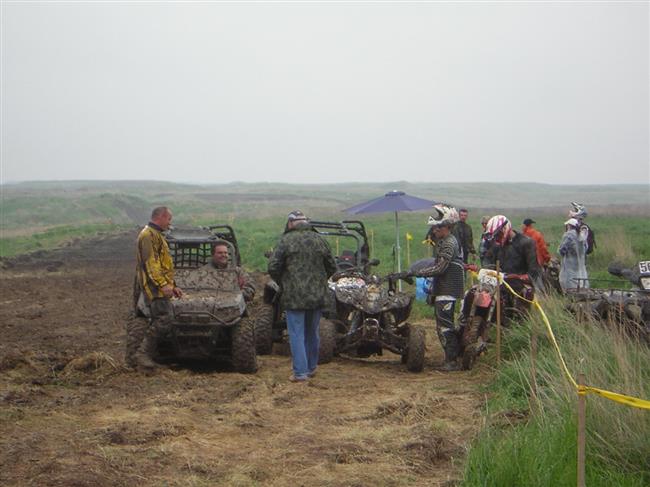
top-left (151, 206), bottom-right (172, 231)
top-left (212, 242), bottom-right (230, 268)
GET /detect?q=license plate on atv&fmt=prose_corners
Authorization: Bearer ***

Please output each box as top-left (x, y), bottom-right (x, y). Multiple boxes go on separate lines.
top-left (639, 261), bottom-right (650, 275)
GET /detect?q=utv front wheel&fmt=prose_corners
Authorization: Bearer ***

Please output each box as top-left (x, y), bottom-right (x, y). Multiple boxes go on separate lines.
top-left (318, 319), bottom-right (336, 364)
top-left (232, 317), bottom-right (258, 373)
top-left (404, 324), bottom-right (426, 372)
top-left (254, 304), bottom-right (274, 355)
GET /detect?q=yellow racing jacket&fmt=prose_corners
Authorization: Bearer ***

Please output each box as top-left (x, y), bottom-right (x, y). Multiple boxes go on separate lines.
top-left (135, 223), bottom-right (175, 302)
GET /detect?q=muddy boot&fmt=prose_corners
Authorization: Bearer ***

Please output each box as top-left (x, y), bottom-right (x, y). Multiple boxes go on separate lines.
top-left (125, 315), bottom-right (148, 369)
top-left (134, 336), bottom-right (159, 371)
top-left (440, 360), bottom-right (461, 372)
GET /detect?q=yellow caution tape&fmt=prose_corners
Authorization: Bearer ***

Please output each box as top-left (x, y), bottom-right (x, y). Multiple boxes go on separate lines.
top-left (470, 270), bottom-right (650, 410)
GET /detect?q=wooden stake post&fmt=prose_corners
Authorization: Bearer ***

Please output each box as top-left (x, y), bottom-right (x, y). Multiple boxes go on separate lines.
top-left (577, 373), bottom-right (586, 487)
top-left (495, 261), bottom-right (502, 365)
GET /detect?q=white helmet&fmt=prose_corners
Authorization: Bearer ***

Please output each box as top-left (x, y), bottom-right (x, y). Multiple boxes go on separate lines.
top-left (569, 202), bottom-right (587, 219)
top-left (485, 215), bottom-right (512, 245)
top-left (427, 204), bottom-right (459, 228)
top-left (564, 218), bottom-right (580, 228)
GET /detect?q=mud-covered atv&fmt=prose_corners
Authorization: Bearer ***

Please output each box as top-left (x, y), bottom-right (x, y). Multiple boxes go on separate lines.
top-left (457, 270), bottom-right (533, 370)
top-left (328, 269), bottom-right (425, 372)
top-left (566, 260), bottom-right (650, 341)
top-left (255, 220), bottom-right (373, 362)
top-left (153, 225), bottom-right (257, 372)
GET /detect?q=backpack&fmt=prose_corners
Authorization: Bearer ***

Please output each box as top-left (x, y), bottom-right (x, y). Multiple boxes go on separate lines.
top-left (582, 224), bottom-right (596, 255)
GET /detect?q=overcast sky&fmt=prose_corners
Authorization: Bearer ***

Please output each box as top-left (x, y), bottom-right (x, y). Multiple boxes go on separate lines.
top-left (1, 1), bottom-right (648, 185)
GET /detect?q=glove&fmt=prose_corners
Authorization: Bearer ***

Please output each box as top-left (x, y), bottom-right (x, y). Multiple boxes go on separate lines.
top-left (464, 264), bottom-right (478, 272)
top-left (390, 271), bottom-right (413, 285)
top-left (392, 271), bottom-right (412, 280)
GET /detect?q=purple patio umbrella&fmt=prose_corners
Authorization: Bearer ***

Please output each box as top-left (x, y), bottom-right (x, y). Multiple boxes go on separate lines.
top-left (343, 191), bottom-right (435, 285)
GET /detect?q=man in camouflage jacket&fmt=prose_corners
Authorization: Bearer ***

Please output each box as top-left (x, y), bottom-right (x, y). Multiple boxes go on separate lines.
top-left (268, 210), bottom-right (337, 382)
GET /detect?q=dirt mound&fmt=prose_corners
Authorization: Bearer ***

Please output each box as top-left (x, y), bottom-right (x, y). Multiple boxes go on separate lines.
top-left (1, 230), bottom-right (137, 271)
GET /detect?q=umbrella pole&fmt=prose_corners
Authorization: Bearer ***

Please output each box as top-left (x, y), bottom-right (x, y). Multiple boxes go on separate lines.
top-left (395, 211), bottom-right (402, 291)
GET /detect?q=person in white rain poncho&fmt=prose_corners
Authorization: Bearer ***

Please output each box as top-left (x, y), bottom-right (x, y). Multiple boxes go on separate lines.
top-left (558, 218), bottom-right (589, 291)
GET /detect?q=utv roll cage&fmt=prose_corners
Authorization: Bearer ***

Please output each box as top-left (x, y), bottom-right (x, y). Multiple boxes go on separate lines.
top-left (309, 220), bottom-right (371, 272)
top-left (166, 225), bottom-right (241, 269)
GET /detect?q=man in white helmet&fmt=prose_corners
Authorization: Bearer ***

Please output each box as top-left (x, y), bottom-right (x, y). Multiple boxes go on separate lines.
top-left (568, 202), bottom-right (596, 257)
top-left (408, 204), bottom-right (466, 371)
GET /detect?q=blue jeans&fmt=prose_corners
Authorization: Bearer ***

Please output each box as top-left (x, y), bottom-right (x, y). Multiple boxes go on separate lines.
top-left (286, 309), bottom-right (321, 379)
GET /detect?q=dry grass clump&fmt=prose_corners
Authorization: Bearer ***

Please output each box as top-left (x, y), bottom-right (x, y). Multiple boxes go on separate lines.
top-left (62, 351), bottom-right (120, 376)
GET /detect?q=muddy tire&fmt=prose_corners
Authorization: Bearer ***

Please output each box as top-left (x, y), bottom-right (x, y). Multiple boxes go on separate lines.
top-left (461, 316), bottom-right (484, 371)
top-left (254, 304), bottom-right (274, 355)
top-left (231, 317), bottom-right (258, 374)
top-left (404, 324), bottom-right (425, 372)
top-left (318, 318), bottom-right (336, 364)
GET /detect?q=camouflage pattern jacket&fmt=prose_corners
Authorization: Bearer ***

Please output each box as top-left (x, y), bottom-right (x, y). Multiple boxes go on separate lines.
top-left (136, 223), bottom-right (175, 302)
top-left (267, 223), bottom-right (337, 310)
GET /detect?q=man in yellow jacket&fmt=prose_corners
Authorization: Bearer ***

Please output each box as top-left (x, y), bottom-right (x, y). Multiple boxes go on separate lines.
top-left (131, 206), bottom-right (183, 370)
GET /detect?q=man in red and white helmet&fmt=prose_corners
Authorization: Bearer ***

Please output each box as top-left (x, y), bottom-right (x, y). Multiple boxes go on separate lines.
top-left (483, 215), bottom-right (545, 292)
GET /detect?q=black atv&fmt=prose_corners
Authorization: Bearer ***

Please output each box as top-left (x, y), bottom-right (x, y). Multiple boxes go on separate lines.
top-left (567, 260), bottom-right (650, 341)
top-left (328, 268), bottom-right (425, 372)
top-left (255, 220), bottom-right (374, 362)
top-left (149, 225), bottom-right (257, 372)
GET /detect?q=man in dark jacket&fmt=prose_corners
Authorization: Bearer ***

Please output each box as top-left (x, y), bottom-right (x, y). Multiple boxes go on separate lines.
top-left (409, 205), bottom-right (465, 371)
top-left (268, 210), bottom-right (337, 382)
top-left (452, 208), bottom-right (476, 264)
top-left (483, 215), bottom-right (544, 292)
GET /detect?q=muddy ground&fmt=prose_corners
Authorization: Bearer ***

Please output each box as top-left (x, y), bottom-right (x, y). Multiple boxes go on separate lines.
top-left (0, 232), bottom-right (488, 487)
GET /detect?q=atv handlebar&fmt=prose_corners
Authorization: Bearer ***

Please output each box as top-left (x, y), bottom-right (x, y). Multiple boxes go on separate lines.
top-left (503, 273), bottom-right (531, 284)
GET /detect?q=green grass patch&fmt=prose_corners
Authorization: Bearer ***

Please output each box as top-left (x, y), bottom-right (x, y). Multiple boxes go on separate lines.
top-left (462, 295), bottom-right (650, 486)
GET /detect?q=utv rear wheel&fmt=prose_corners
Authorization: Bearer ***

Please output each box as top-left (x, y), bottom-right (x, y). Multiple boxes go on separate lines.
top-left (318, 319), bottom-right (336, 364)
top-left (404, 324), bottom-right (425, 372)
top-left (254, 304), bottom-right (274, 355)
top-left (232, 317), bottom-right (258, 373)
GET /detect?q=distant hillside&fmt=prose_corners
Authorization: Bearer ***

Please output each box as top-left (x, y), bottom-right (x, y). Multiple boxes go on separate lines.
top-left (2, 180), bottom-right (648, 231)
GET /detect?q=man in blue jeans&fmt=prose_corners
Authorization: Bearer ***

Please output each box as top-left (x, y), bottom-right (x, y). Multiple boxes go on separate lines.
top-left (268, 210), bottom-right (337, 382)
